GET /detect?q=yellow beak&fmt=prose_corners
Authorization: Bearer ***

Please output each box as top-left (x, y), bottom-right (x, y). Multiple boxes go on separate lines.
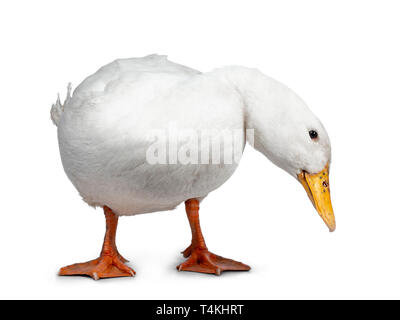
top-left (297, 163), bottom-right (336, 232)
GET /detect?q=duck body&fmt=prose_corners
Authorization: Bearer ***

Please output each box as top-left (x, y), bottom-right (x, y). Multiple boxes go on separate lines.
top-left (56, 55), bottom-right (245, 215)
top-left (53, 55), bottom-right (336, 279)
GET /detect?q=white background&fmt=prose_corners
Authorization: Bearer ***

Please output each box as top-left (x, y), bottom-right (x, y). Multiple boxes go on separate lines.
top-left (1, 0), bottom-right (399, 299)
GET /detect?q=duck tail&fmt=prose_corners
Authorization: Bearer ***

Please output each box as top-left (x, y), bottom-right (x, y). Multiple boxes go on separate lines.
top-left (50, 83), bottom-right (72, 126)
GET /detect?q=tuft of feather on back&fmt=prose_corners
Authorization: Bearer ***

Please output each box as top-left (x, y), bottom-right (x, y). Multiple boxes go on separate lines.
top-left (50, 83), bottom-right (72, 126)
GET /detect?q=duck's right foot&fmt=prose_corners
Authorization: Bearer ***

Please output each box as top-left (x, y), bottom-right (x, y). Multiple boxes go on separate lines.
top-left (59, 254), bottom-right (135, 280)
top-left (59, 206), bottom-right (135, 280)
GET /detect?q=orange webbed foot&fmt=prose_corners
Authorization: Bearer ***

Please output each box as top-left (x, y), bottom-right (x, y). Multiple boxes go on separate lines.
top-left (181, 244), bottom-right (192, 258)
top-left (177, 248), bottom-right (250, 275)
top-left (59, 254), bottom-right (135, 280)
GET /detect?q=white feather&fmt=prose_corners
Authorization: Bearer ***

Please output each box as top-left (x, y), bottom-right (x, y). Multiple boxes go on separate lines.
top-left (50, 83), bottom-right (72, 126)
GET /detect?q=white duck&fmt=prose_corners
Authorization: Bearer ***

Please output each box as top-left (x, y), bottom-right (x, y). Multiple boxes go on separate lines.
top-left (51, 54), bottom-right (335, 280)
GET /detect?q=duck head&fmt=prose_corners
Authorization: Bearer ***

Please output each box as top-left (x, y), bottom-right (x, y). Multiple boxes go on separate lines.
top-left (225, 67), bottom-right (335, 232)
top-left (256, 100), bottom-right (335, 232)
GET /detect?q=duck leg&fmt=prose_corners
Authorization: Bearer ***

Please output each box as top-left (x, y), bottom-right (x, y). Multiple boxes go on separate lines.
top-left (177, 199), bottom-right (250, 275)
top-left (59, 206), bottom-right (135, 280)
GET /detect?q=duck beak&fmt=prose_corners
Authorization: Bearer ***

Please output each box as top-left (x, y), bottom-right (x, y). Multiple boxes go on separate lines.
top-left (297, 163), bottom-right (336, 232)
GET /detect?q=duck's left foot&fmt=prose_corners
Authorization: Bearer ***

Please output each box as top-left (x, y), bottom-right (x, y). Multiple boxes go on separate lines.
top-left (181, 244), bottom-right (192, 258)
top-left (177, 248), bottom-right (250, 275)
top-left (178, 199), bottom-right (250, 275)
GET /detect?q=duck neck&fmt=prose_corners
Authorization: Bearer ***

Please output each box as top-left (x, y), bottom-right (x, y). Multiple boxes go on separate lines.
top-left (216, 66), bottom-right (296, 155)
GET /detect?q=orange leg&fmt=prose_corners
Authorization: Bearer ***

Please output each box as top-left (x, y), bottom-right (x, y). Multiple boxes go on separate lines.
top-left (59, 206), bottom-right (135, 280)
top-left (177, 199), bottom-right (250, 275)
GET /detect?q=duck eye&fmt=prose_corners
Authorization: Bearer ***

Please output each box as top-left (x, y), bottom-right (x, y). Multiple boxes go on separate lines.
top-left (309, 130), bottom-right (318, 140)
